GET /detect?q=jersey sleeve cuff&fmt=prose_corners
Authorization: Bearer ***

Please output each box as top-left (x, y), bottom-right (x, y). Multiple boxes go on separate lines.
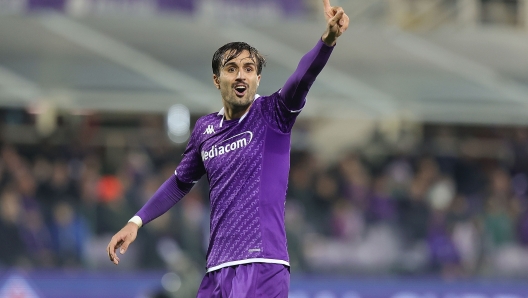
top-left (128, 215), bottom-right (143, 228)
top-left (319, 38), bottom-right (336, 49)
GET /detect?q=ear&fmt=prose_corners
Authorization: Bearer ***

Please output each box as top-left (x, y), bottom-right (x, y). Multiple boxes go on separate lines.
top-left (257, 75), bottom-right (261, 87)
top-left (213, 74), bottom-right (221, 89)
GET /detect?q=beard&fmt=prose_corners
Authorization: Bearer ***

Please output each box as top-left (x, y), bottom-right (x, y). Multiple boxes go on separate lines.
top-left (221, 88), bottom-right (256, 109)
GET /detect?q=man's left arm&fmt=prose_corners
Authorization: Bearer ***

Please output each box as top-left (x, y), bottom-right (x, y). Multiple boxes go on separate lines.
top-left (279, 0), bottom-right (349, 112)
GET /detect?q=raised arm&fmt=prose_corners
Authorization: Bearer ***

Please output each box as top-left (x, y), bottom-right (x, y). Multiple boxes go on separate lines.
top-left (280, 0), bottom-right (349, 111)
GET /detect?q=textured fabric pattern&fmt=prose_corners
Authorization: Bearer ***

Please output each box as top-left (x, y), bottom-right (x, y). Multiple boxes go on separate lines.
top-left (135, 39), bottom-right (334, 271)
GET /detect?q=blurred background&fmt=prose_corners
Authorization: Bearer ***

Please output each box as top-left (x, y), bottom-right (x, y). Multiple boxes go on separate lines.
top-left (1, 0), bottom-right (528, 297)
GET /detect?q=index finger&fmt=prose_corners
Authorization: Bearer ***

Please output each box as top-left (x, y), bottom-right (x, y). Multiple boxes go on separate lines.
top-left (107, 240), bottom-right (116, 261)
top-left (107, 238), bottom-right (122, 264)
top-left (323, 0), bottom-right (331, 11)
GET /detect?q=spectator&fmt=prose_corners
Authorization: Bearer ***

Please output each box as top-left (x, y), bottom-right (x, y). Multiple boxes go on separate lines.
top-left (49, 201), bottom-right (89, 267)
top-left (19, 206), bottom-right (55, 267)
top-left (0, 188), bottom-right (28, 267)
top-left (1, 120), bottom-right (528, 278)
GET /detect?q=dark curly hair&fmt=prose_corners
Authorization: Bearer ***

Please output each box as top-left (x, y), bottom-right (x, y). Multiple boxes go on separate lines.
top-left (212, 42), bottom-right (266, 77)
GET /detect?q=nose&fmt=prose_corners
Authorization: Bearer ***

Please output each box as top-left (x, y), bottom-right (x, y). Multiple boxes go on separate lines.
top-left (236, 70), bottom-right (245, 80)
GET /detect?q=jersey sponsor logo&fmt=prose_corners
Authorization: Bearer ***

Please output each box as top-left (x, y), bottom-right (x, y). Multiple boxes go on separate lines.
top-left (203, 125), bottom-right (215, 135)
top-left (201, 131), bottom-right (253, 161)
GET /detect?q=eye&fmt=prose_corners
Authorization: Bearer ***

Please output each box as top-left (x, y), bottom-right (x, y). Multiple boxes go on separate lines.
top-left (227, 67), bottom-right (235, 73)
top-left (246, 67), bottom-right (254, 72)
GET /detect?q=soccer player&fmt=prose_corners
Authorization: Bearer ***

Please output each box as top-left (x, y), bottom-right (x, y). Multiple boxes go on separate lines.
top-left (107, 0), bottom-right (349, 296)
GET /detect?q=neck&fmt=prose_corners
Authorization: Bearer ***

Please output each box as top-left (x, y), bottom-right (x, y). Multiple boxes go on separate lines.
top-left (223, 101), bottom-right (252, 120)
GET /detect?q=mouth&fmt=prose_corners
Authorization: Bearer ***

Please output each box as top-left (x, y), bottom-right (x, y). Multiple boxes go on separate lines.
top-left (233, 85), bottom-right (247, 98)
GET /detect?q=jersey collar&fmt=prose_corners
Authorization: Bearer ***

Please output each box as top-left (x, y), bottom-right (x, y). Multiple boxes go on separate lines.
top-left (218, 94), bottom-right (260, 127)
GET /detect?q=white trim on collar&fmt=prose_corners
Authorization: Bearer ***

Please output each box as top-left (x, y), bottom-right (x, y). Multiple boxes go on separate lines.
top-left (217, 94), bottom-right (260, 127)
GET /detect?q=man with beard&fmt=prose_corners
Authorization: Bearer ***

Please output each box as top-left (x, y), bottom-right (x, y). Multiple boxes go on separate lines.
top-left (107, 1), bottom-right (349, 296)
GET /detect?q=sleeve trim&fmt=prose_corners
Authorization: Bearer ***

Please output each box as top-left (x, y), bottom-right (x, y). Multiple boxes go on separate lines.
top-left (128, 215), bottom-right (143, 228)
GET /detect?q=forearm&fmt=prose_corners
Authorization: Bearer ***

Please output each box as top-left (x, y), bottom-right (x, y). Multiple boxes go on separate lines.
top-left (280, 39), bottom-right (334, 111)
top-left (135, 175), bottom-right (194, 226)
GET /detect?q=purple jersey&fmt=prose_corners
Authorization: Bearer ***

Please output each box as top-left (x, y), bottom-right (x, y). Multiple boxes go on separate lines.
top-left (136, 39), bottom-right (333, 272)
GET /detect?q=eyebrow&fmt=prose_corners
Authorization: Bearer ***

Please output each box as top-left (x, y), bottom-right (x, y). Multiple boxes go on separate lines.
top-left (223, 60), bottom-right (256, 68)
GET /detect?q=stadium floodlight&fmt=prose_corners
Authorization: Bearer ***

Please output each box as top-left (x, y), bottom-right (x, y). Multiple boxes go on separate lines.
top-left (28, 100), bottom-right (57, 137)
top-left (166, 104), bottom-right (190, 144)
top-left (161, 272), bottom-right (182, 293)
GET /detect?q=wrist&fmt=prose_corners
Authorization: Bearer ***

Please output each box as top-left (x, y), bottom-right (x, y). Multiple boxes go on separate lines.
top-left (321, 33), bottom-right (337, 47)
top-left (128, 215), bottom-right (143, 228)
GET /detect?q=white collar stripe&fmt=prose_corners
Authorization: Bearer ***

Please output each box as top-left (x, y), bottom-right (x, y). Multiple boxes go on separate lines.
top-left (217, 94), bottom-right (260, 124)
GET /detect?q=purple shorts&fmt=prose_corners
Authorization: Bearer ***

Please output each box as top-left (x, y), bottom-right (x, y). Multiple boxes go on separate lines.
top-left (196, 263), bottom-right (290, 298)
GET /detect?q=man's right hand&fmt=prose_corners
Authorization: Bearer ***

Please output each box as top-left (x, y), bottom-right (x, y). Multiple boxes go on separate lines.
top-left (106, 222), bottom-right (139, 265)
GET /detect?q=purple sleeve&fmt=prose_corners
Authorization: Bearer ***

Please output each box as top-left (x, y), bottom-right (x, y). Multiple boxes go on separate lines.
top-left (136, 175), bottom-right (194, 225)
top-left (280, 39), bottom-right (334, 111)
top-left (136, 120), bottom-right (206, 225)
top-left (261, 39), bottom-right (334, 133)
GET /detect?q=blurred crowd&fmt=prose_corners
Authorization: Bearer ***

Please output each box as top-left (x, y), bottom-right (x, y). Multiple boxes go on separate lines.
top-left (285, 125), bottom-right (528, 279)
top-left (2, 119), bottom-right (528, 281)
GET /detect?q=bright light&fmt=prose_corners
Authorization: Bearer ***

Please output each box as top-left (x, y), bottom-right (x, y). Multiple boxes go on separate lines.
top-left (161, 272), bottom-right (182, 293)
top-left (167, 104), bottom-right (190, 144)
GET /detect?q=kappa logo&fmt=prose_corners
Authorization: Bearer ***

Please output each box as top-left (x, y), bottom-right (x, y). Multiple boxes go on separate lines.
top-left (203, 125), bottom-right (215, 135)
top-left (201, 131), bottom-right (253, 161)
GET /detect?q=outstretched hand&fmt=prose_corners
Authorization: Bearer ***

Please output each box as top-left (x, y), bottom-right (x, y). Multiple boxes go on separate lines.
top-left (322, 0), bottom-right (349, 46)
top-left (106, 222), bottom-right (139, 265)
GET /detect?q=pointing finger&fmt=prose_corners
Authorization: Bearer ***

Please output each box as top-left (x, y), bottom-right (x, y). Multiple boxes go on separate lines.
top-left (323, 0), bottom-right (331, 11)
